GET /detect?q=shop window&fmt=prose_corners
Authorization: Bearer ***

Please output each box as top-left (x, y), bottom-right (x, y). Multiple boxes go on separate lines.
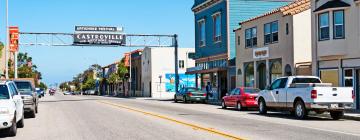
top-left (244, 63), bottom-right (255, 87)
top-left (270, 61), bottom-right (282, 83)
top-left (320, 69), bottom-right (339, 86)
top-left (333, 10), bottom-right (345, 39)
top-left (318, 12), bottom-right (330, 40)
top-left (344, 69), bottom-right (353, 87)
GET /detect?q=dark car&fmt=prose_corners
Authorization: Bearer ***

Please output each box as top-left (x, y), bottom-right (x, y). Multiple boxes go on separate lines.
top-left (174, 87), bottom-right (206, 103)
top-left (14, 80), bottom-right (39, 118)
top-left (222, 87), bottom-right (260, 111)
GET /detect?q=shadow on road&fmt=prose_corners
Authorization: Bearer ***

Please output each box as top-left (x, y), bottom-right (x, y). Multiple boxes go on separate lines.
top-left (248, 112), bottom-right (342, 121)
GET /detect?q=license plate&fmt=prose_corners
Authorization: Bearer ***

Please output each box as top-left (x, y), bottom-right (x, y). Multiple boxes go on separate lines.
top-left (330, 104), bottom-right (339, 108)
top-left (196, 98), bottom-right (200, 101)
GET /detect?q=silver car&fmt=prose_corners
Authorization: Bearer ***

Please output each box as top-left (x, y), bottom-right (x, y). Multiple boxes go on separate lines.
top-left (14, 80), bottom-right (38, 118)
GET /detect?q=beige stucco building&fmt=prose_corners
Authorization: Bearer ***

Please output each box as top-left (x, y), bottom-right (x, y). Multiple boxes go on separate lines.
top-left (311, 0), bottom-right (360, 109)
top-left (235, 0), bottom-right (312, 90)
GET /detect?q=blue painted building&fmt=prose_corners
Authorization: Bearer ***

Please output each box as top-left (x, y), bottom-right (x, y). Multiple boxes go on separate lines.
top-left (187, 0), bottom-right (293, 101)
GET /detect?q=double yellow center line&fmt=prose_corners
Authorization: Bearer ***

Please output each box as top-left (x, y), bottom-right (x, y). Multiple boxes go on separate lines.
top-left (98, 100), bottom-right (247, 140)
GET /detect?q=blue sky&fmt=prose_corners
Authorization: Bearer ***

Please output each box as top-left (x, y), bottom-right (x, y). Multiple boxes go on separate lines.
top-left (0, 0), bottom-right (195, 85)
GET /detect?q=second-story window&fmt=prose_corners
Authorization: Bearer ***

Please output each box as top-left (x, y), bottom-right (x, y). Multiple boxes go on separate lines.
top-left (213, 12), bottom-right (221, 42)
top-left (319, 12), bottom-right (330, 40)
top-left (333, 10), bottom-right (344, 39)
top-left (245, 27), bottom-right (257, 48)
top-left (264, 21), bottom-right (278, 44)
top-left (198, 19), bottom-right (206, 47)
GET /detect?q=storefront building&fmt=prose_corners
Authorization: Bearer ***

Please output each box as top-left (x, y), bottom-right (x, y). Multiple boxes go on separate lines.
top-left (129, 49), bottom-right (143, 97)
top-left (235, 0), bottom-right (312, 89)
top-left (188, 0), bottom-right (293, 101)
top-left (311, 0), bottom-right (360, 109)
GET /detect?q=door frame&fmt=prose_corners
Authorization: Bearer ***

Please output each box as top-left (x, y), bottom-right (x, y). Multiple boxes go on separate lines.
top-left (257, 62), bottom-right (267, 90)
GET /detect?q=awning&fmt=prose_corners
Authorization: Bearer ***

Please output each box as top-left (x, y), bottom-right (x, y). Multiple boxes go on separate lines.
top-left (185, 67), bottom-right (227, 75)
top-left (314, 0), bottom-right (350, 12)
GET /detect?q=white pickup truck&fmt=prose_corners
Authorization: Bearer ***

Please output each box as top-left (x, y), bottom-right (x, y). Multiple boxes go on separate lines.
top-left (257, 76), bottom-right (354, 120)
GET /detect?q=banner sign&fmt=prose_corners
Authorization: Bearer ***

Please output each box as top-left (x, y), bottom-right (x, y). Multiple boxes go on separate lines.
top-left (253, 47), bottom-right (269, 59)
top-left (9, 26), bottom-right (19, 52)
top-left (73, 33), bottom-right (126, 45)
top-left (75, 26), bottom-right (118, 32)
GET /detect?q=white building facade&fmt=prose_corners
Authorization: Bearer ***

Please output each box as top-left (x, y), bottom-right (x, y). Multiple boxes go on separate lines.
top-left (142, 47), bottom-right (195, 99)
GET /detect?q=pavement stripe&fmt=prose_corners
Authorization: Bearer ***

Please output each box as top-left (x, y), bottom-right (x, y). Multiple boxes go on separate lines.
top-left (98, 100), bottom-right (247, 140)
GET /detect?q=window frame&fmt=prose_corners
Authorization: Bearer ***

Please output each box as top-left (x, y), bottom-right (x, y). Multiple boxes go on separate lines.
top-left (333, 10), bottom-right (345, 39)
top-left (212, 12), bottom-right (222, 43)
top-left (198, 19), bottom-right (206, 47)
top-left (245, 27), bottom-right (257, 48)
top-left (318, 12), bottom-right (330, 41)
top-left (264, 21), bottom-right (278, 45)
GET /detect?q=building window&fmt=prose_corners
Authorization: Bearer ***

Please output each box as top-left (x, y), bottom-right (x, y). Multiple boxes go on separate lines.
top-left (198, 19), bottom-right (206, 47)
top-left (237, 36), bottom-right (240, 46)
top-left (286, 23), bottom-right (289, 35)
top-left (213, 12), bottom-right (221, 42)
top-left (333, 10), bottom-right (345, 39)
top-left (264, 21), bottom-right (278, 44)
top-left (344, 69), bottom-right (353, 87)
top-left (179, 60), bottom-right (185, 69)
top-left (319, 12), bottom-right (330, 40)
top-left (245, 27), bottom-right (257, 48)
top-left (271, 21), bottom-right (278, 42)
top-left (320, 69), bottom-right (339, 86)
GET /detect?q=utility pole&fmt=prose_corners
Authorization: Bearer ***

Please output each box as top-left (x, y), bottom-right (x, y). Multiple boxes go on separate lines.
top-left (5, 0), bottom-right (9, 79)
top-left (174, 34), bottom-right (179, 94)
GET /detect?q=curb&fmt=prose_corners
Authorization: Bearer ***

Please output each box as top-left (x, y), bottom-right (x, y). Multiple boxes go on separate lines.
top-left (343, 115), bottom-right (360, 121)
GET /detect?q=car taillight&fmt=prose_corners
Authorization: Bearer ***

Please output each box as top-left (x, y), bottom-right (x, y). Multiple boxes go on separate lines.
top-left (311, 90), bottom-right (317, 99)
top-left (187, 92), bottom-right (192, 96)
top-left (352, 90), bottom-right (355, 100)
top-left (203, 93), bottom-right (207, 96)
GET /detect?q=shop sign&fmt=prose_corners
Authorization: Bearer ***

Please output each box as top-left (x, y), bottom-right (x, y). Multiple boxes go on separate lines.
top-left (186, 66), bottom-right (203, 73)
top-left (253, 47), bottom-right (269, 59)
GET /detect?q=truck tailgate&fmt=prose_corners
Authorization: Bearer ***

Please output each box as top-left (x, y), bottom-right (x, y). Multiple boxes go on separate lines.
top-left (313, 87), bottom-right (353, 103)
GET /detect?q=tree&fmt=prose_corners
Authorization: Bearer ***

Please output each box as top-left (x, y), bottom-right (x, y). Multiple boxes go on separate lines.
top-left (39, 82), bottom-right (48, 90)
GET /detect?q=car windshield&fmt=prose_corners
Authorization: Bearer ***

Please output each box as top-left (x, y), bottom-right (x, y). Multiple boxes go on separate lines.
top-left (15, 82), bottom-right (33, 92)
top-left (0, 85), bottom-right (10, 99)
top-left (292, 78), bottom-right (321, 84)
top-left (243, 88), bottom-right (260, 94)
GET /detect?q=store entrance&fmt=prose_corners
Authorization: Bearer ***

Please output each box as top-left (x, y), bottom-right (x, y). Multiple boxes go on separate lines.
top-left (258, 63), bottom-right (267, 90)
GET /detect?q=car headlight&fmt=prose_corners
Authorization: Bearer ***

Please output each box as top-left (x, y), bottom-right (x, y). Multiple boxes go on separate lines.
top-left (0, 108), bottom-right (10, 114)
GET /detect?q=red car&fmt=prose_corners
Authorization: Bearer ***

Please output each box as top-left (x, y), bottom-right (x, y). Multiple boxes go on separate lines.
top-left (221, 87), bottom-right (260, 110)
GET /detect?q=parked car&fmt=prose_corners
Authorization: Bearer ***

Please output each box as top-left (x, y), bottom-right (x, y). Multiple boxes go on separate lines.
top-left (35, 88), bottom-right (45, 97)
top-left (14, 80), bottom-right (39, 118)
top-left (49, 88), bottom-right (56, 96)
top-left (174, 87), bottom-right (206, 103)
top-left (222, 87), bottom-right (260, 110)
top-left (0, 81), bottom-right (24, 136)
top-left (257, 76), bottom-right (354, 120)
top-left (63, 91), bottom-right (73, 95)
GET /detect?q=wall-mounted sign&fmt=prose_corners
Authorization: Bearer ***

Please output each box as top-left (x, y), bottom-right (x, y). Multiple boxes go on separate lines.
top-left (75, 26), bottom-right (120, 32)
top-left (9, 26), bottom-right (19, 52)
top-left (73, 33), bottom-right (126, 45)
top-left (253, 47), bottom-right (269, 59)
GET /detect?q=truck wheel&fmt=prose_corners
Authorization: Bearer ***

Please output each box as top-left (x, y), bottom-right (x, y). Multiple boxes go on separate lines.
top-left (17, 115), bottom-right (24, 128)
top-left (259, 99), bottom-right (267, 114)
top-left (330, 111), bottom-right (344, 120)
top-left (236, 102), bottom-right (242, 111)
top-left (7, 116), bottom-right (17, 137)
top-left (295, 101), bottom-right (307, 119)
top-left (221, 100), bottom-right (227, 109)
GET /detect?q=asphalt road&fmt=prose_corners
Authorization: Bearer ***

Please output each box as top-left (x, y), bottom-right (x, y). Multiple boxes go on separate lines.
top-left (1, 93), bottom-right (360, 140)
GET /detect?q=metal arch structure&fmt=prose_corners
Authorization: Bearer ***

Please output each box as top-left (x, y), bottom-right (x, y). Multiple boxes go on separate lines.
top-left (18, 32), bottom-right (180, 95)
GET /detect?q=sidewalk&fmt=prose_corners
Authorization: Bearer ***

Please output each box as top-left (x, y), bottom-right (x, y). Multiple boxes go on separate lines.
top-left (344, 110), bottom-right (360, 121)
